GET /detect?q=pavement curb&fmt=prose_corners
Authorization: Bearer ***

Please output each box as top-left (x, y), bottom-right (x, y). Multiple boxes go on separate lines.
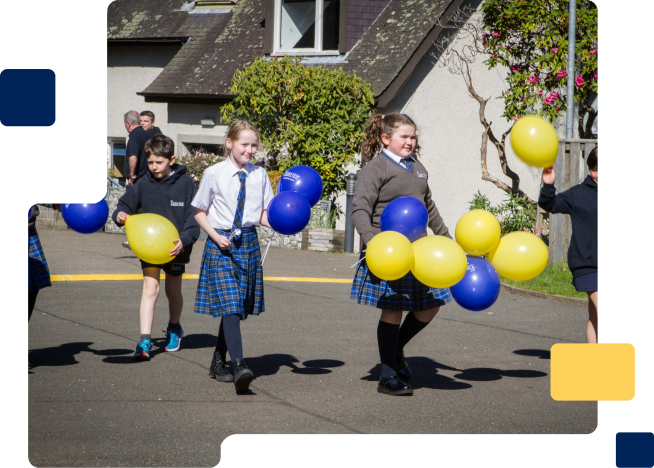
top-left (500, 283), bottom-right (588, 306)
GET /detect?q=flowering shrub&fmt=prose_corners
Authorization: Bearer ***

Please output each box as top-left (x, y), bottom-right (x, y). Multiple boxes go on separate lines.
top-left (177, 150), bottom-right (225, 188)
top-left (482, 0), bottom-right (598, 138)
top-left (221, 56), bottom-right (374, 208)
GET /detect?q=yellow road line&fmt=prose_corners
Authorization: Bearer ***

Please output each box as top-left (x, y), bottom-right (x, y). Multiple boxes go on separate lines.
top-left (50, 274), bottom-right (351, 283)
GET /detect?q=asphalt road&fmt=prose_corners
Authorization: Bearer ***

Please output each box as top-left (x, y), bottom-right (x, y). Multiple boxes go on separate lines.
top-left (28, 229), bottom-right (596, 467)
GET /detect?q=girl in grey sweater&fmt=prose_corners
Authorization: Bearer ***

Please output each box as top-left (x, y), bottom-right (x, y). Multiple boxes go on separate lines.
top-left (351, 113), bottom-right (453, 396)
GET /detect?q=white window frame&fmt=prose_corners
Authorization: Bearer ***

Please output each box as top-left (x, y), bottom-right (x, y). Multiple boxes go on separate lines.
top-left (272, 0), bottom-right (340, 56)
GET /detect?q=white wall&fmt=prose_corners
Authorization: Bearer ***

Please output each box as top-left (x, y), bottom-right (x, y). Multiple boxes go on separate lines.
top-left (107, 44), bottom-right (180, 139)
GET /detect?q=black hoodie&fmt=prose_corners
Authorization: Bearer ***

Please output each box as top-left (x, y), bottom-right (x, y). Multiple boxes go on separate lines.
top-left (538, 175), bottom-right (597, 278)
top-left (112, 164), bottom-right (200, 264)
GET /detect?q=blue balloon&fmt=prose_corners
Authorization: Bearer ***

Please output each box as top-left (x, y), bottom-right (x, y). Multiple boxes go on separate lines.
top-left (267, 192), bottom-right (311, 235)
top-left (380, 196), bottom-right (428, 243)
top-left (450, 256), bottom-right (501, 312)
top-left (61, 200), bottom-right (109, 234)
top-left (278, 165), bottom-right (324, 207)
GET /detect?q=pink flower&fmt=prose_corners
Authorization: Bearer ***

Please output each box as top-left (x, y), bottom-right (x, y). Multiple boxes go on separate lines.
top-left (538, 90), bottom-right (543, 95)
top-left (550, 92), bottom-right (559, 100)
top-left (492, 32), bottom-right (500, 38)
top-left (493, 53), bottom-right (498, 58)
top-left (589, 48), bottom-right (598, 55)
top-left (556, 69), bottom-right (567, 80)
top-left (509, 64), bottom-right (519, 74)
top-left (528, 75), bottom-right (539, 85)
top-left (482, 32), bottom-right (489, 38)
top-left (504, 45), bottom-right (509, 50)
top-left (551, 47), bottom-right (559, 54)
top-left (575, 75), bottom-right (585, 87)
top-left (556, 107), bottom-right (560, 112)
top-left (544, 92), bottom-right (559, 105)
top-left (594, 71), bottom-right (598, 80)
top-left (505, 91), bottom-right (510, 96)
top-left (512, 115), bottom-right (522, 121)
top-left (482, 41), bottom-right (488, 47)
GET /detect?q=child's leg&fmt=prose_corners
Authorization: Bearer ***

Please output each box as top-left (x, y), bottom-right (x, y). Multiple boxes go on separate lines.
top-left (139, 267), bottom-right (161, 336)
top-left (397, 307), bottom-right (440, 352)
top-left (28, 291), bottom-right (39, 321)
top-left (378, 309), bottom-right (403, 378)
top-left (164, 274), bottom-right (183, 325)
top-left (215, 318), bottom-right (228, 358)
top-left (586, 291), bottom-right (598, 344)
top-left (221, 314), bottom-right (244, 361)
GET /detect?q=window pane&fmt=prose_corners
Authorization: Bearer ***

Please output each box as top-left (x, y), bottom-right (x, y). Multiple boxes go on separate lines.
top-left (322, 0), bottom-right (340, 51)
top-left (281, 0), bottom-right (316, 49)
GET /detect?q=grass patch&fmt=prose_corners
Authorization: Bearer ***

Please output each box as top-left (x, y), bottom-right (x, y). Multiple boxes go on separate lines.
top-left (501, 262), bottom-right (588, 299)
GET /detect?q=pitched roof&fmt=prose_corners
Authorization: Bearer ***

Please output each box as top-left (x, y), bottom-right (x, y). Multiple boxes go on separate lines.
top-left (107, 0), bottom-right (190, 40)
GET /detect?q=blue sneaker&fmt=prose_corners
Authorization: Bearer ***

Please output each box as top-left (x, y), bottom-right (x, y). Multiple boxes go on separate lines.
top-left (164, 327), bottom-right (184, 352)
top-left (133, 339), bottom-right (152, 361)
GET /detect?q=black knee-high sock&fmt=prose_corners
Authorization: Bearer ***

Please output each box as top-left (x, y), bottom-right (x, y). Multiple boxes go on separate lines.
top-left (215, 318), bottom-right (228, 357)
top-left (222, 314), bottom-right (244, 361)
top-left (377, 320), bottom-right (400, 379)
top-left (397, 311), bottom-right (430, 353)
top-left (28, 291), bottom-right (38, 321)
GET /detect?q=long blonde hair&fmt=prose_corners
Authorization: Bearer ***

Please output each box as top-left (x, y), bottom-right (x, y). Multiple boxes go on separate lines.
top-left (360, 113), bottom-right (420, 162)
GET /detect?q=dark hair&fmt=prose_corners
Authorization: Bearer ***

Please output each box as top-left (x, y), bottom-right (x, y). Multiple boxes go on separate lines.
top-left (145, 135), bottom-right (175, 159)
top-left (360, 113), bottom-right (420, 161)
top-left (140, 110), bottom-right (155, 122)
top-left (587, 146), bottom-right (597, 170)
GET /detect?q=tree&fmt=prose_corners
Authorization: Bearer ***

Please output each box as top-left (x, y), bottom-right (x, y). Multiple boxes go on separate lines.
top-left (220, 56), bottom-right (375, 212)
top-left (482, 0), bottom-right (598, 138)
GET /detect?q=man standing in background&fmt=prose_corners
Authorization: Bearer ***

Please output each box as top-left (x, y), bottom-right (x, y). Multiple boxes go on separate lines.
top-left (124, 110), bottom-right (151, 186)
top-left (140, 110), bottom-right (163, 138)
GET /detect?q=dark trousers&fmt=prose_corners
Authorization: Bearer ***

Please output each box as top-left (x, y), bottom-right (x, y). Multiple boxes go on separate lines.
top-left (27, 291), bottom-right (39, 323)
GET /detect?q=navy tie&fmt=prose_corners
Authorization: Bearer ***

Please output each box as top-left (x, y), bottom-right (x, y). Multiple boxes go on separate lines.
top-left (402, 158), bottom-right (412, 171)
top-left (232, 171), bottom-right (247, 232)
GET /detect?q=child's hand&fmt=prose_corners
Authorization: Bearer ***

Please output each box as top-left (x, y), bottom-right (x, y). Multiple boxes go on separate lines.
top-left (116, 212), bottom-right (130, 224)
top-left (215, 235), bottom-right (231, 250)
top-left (170, 238), bottom-right (183, 257)
top-left (542, 167), bottom-right (555, 184)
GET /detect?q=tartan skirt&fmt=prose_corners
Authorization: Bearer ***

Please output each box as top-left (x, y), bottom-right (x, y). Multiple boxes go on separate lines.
top-left (351, 255), bottom-right (451, 312)
top-left (28, 227), bottom-right (51, 294)
top-left (194, 226), bottom-right (264, 320)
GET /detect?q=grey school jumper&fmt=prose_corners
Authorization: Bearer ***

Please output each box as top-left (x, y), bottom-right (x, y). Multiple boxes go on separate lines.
top-left (351, 151), bottom-right (451, 246)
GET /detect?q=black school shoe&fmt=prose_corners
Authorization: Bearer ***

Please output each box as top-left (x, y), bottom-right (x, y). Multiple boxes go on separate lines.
top-left (378, 376), bottom-right (414, 396)
top-left (209, 352), bottom-right (234, 382)
top-left (396, 351), bottom-right (412, 382)
top-left (233, 359), bottom-right (254, 394)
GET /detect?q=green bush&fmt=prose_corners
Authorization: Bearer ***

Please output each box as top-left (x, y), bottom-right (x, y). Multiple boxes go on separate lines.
top-left (220, 56), bottom-right (375, 212)
top-left (177, 149), bottom-right (225, 188)
top-left (469, 191), bottom-right (549, 246)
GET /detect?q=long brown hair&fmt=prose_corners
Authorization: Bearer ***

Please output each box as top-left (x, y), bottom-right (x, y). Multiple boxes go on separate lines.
top-left (360, 113), bottom-right (420, 162)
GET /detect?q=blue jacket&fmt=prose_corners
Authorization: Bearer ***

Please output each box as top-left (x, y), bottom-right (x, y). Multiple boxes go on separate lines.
top-left (538, 175), bottom-right (597, 278)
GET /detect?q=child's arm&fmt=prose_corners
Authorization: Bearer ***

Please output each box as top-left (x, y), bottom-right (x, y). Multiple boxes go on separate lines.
top-left (351, 165), bottom-right (382, 246)
top-left (111, 185), bottom-right (140, 226)
top-left (538, 167), bottom-right (573, 214)
top-left (425, 187), bottom-right (452, 239)
top-left (176, 178), bottom-right (201, 251)
top-left (259, 210), bottom-right (271, 229)
top-left (194, 208), bottom-right (231, 249)
top-left (259, 171), bottom-right (274, 230)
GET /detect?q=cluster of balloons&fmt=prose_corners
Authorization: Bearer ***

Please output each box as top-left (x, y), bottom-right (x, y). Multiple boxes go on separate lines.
top-left (267, 165), bottom-right (323, 236)
top-left (367, 202), bottom-right (549, 313)
top-left (510, 115), bottom-right (559, 168)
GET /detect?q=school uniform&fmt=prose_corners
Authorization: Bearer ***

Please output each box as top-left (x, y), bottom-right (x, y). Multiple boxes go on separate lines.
top-left (192, 159), bottom-right (274, 320)
top-left (28, 206), bottom-right (51, 295)
top-left (350, 149), bottom-right (452, 311)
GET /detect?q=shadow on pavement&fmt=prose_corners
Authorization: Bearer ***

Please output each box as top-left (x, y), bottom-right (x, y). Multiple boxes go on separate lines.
top-left (513, 348), bottom-right (551, 360)
top-left (360, 356), bottom-right (547, 390)
top-left (29, 342), bottom-right (132, 368)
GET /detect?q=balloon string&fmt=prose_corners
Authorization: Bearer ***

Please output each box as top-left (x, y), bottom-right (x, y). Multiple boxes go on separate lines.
top-left (350, 249), bottom-right (366, 268)
top-left (261, 231), bottom-right (275, 266)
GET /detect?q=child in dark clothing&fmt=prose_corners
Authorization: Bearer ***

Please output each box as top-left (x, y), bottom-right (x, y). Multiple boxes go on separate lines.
top-left (539, 147), bottom-right (598, 343)
top-left (112, 135), bottom-right (200, 359)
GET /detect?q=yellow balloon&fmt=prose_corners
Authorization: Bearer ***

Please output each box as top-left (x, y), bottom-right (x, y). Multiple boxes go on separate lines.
top-left (510, 115), bottom-right (559, 167)
top-left (366, 231), bottom-right (415, 281)
top-left (488, 231), bottom-right (549, 281)
top-left (455, 209), bottom-right (501, 256)
top-left (411, 235), bottom-right (467, 288)
top-left (125, 213), bottom-right (180, 265)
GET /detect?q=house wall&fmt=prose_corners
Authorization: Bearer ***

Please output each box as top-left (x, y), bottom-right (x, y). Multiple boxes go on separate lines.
top-left (107, 44), bottom-right (181, 139)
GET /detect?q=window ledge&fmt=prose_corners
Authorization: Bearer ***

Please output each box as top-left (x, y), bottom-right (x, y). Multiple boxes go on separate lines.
top-left (271, 51), bottom-right (341, 57)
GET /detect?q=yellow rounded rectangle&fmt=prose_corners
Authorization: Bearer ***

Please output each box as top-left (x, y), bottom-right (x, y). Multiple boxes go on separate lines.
top-left (550, 343), bottom-right (635, 401)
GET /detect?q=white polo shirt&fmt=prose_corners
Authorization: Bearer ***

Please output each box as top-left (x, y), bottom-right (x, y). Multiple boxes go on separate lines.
top-left (191, 158), bottom-right (274, 231)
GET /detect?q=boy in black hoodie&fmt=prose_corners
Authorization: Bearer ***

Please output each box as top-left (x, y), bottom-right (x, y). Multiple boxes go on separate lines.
top-left (112, 135), bottom-right (200, 360)
top-left (539, 147), bottom-right (598, 343)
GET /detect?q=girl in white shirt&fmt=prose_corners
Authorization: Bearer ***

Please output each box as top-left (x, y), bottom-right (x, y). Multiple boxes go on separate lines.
top-left (192, 120), bottom-right (274, 395)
